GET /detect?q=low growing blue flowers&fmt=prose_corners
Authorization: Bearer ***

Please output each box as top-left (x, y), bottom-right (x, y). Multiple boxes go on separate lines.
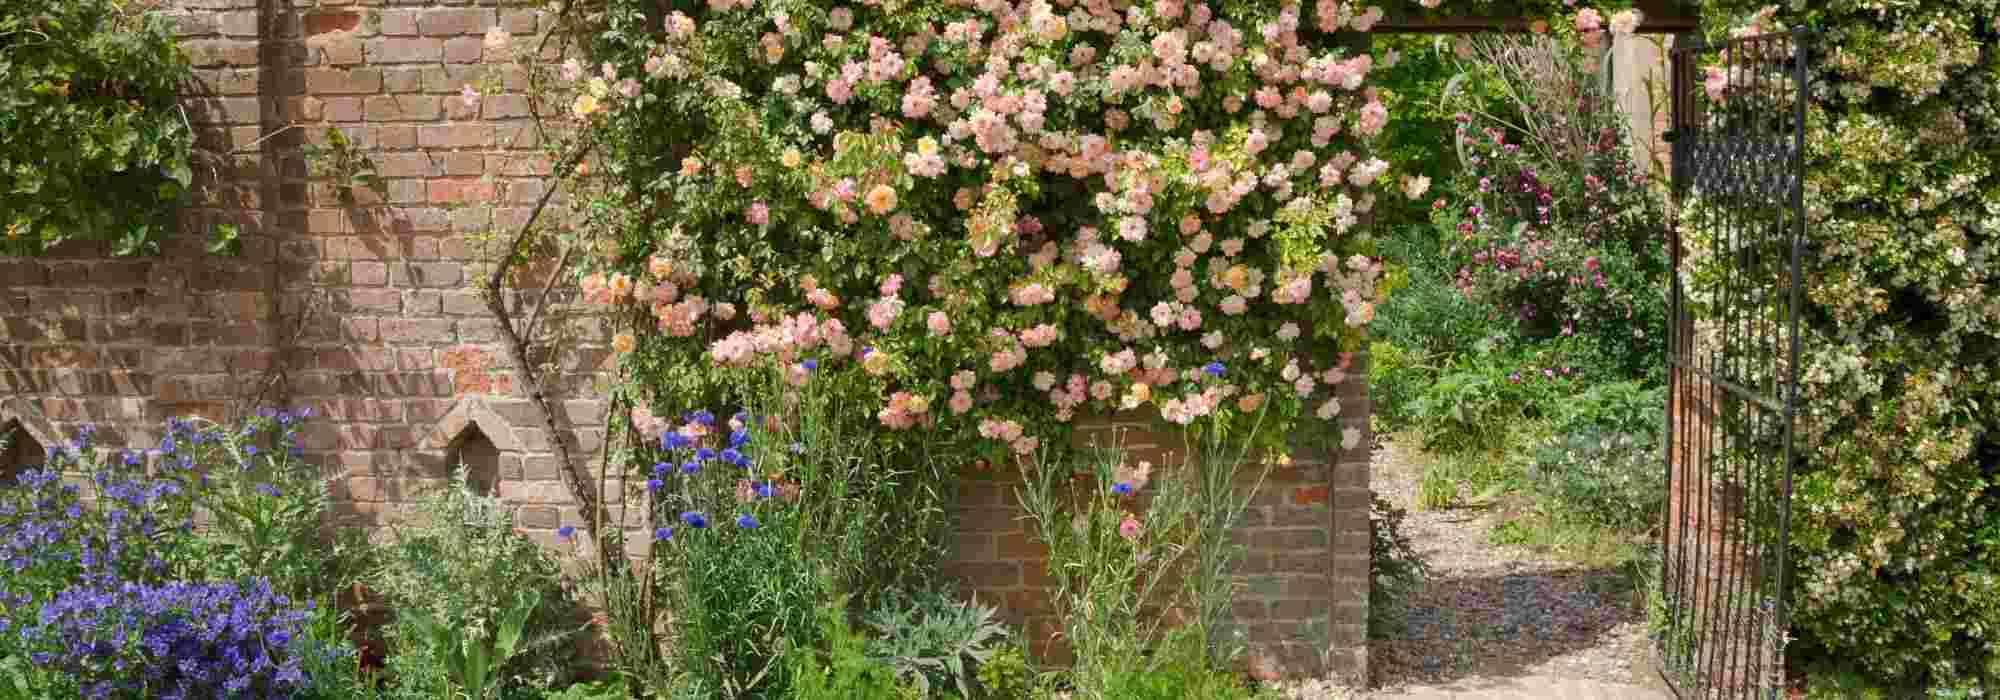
top-left (19, 578), bottom-right (332, 700)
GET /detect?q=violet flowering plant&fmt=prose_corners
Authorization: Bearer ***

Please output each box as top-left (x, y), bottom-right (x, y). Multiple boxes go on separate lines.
top-left (12, 577), bottom-right (337, 700)
top-left (0, 413), bottom-right (354, 698)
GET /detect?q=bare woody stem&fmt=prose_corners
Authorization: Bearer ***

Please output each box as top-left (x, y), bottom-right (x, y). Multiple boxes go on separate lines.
top-left (481, 136), bottom-right (608, 570)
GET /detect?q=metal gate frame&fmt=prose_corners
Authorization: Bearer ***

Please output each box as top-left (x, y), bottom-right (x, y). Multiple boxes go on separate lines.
top-left (1660, 28), bottom-right (1810, 700)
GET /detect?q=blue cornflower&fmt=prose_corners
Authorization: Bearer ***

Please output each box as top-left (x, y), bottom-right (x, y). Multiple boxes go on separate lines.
top-left (244, 445), bottom-right (258, 457)
top-left (696, 448), bottom-right (718, 462)
top-left (722, 448), bottom-right (752, 468)
top-left (736, 514), bottom-right (759, 529)
top-left (1203, 361), bottom-right (1226, 377)
top-left (653, 462), bottom-right (671, 477)
top-left (790, 442), bottom-right (805, 454)
top-left (692, 410), bottom-right (715, 426)
top-left (801, 358), bottom-right (818, 371)
top-left (654, 527), bottom-right (673, 541)
top-left (754, 482), bottom-right (776, 499)
top-left (1113, 482), bottom-right (1134, 495)
top-left (680, 512), bottom-right (708, 529)
top-left (662, 432), bottom-right (692, 450)
top-left (123, 451), bottom-right (141, 466)
top-left (646, 478), bottom-right (663, 492)
top-left (557, 526), bottom-right (577, 541)
top-left (254, 484), bottom-right (281, 498)
top-left (680, 461), bottom-right (701, 475)
top-left (729, 429), bottom-right (750, 448)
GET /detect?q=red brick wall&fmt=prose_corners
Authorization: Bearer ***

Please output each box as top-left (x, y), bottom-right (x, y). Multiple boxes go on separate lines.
top-left (0, 0), bottom-right (1370, 682)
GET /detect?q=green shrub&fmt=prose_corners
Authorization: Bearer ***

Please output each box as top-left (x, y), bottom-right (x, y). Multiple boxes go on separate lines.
top-left (370, 470), bottom-right (586, 697)
top-left (1406, 353), bottom-right (1574, 453)
top-left (785, 597), bottom-right (915, 700)
top-left (1433, 34), bottom-right (1670, 384)
top-left (1093, 645), bottom-right (1259, 700)
top-left (972, 646), bottom-right (1037, 700)
top-left (1525, 381), bottom-right (1666, 534)
top-left (538, 679), bottom-right (630, 700)
top-left (862, 587), bottom-right (1010, 697)
top-left (1019, 429), bottom-right (1268, 698)
top-left (0, 0), bottom-right (199, 255)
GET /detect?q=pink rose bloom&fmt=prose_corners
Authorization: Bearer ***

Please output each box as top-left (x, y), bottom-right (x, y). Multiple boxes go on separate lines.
top-left (950, 391), bottom-right (974, 414)
top-left (1177, 308), bottom-right (1203, 331)
top-left (866, 298), bottom-right (904, 330)
top-left (1021, 324), bottom-right (1059, 348)
top-left (927, 311), bottom-right (952, 336)
top-left (1575, 8), bottom-right (1603, 32)
top-left (746, 202), bottom-right (769, 225)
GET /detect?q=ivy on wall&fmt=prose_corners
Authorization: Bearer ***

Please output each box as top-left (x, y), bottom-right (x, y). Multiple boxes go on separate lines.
top-left (0, 0), bottom-right (195, 256)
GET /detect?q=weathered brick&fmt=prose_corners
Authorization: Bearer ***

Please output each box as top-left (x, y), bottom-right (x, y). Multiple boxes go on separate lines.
top-left (304, 68), bottom-right (383, 94)
top-left (380, 318), bottom-right (455, 344)
top-left (417, 8), bottom-right (494, 36)
top-left (443, 36), bottom-right (484, 63)
top-left (364, 95), bottom-right (441, 121)
top-left (377, 10), bottom-right (420, 36)
top-left (350, 261), bottom-right (389, 286)
top-left (376, 153), bottom-right (441, 178)
top-left (418, 124), bottom-right (493, 149)
top-left (382, 67), bottom-right (427, 93)
top-left (304, 9), bottom-right (363, 36)
top-left (365, 37), bottom-right (442, 63)
top-left (216, 10), bottom-right (258, 37)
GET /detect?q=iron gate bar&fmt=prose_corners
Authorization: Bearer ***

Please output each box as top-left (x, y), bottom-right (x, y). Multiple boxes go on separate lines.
top-left (1660, 27), bottom-right (1809, 700)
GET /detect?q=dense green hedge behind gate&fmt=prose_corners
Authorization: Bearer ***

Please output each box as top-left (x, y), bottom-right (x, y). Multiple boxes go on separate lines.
top-left (1687, 2), bottom-right (2000, 689)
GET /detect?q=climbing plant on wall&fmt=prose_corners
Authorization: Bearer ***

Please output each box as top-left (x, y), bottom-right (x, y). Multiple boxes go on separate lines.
top-left (0, 0), bottom-right (196, 256)
top-left (1677, 1), bottom-right (2000, 689)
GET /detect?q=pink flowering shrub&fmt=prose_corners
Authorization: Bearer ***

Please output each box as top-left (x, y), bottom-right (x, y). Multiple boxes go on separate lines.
top-left (571, 0), bottom-right (1413, 461)
top-left (1430, 33), bottom-right (1668, 381)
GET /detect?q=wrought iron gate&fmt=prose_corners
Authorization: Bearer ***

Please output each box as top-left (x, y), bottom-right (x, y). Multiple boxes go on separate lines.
top-left (1659, 28), bottom-right (1810, 700)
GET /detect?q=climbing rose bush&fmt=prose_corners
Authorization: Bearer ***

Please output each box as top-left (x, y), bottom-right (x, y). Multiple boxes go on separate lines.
top-left (564, 0), bottom-right (1424, 460)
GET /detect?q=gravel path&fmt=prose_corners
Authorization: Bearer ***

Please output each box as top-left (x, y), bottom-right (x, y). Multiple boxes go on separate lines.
top-left (1363, 439), bottom-right (1672, 700)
